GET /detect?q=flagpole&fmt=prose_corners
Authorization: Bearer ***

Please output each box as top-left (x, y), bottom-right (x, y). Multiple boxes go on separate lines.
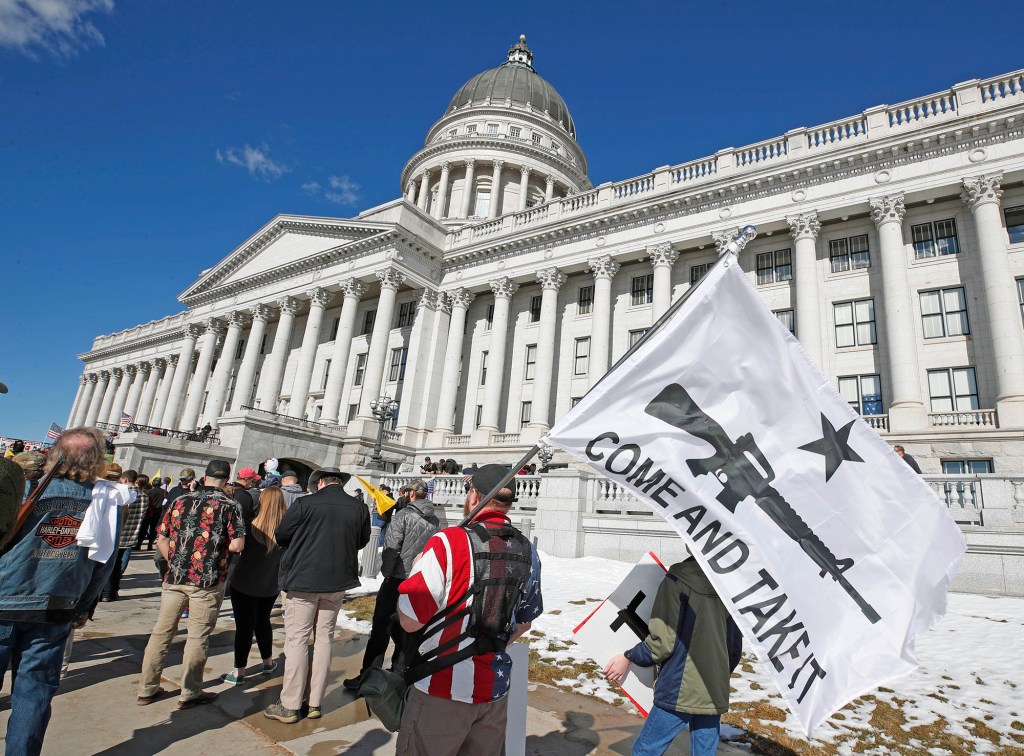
top-left (458, 227), bottom-right (757, 528)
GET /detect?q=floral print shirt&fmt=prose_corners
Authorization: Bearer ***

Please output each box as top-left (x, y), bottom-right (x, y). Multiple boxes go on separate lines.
top-left (158, 485), bottom-right (245, 588)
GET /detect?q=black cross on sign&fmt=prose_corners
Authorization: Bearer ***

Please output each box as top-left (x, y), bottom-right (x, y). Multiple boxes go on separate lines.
top-left (610, 590), bottom-right (649, 641)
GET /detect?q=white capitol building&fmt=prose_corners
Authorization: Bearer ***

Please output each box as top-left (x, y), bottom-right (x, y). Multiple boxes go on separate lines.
top-left (68, 38), bottom-right (1024, 591)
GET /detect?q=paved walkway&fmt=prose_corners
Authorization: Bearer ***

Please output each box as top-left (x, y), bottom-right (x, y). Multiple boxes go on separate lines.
top-left (0, 553), bottom-right (747, 755)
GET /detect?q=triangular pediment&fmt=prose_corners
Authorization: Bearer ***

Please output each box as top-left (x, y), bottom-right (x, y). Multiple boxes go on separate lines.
top-left (180, 215), bottom-right (390, 302)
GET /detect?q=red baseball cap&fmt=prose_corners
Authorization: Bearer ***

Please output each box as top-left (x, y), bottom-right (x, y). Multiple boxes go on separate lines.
top-left (237, 467), bottom-right (261, 481)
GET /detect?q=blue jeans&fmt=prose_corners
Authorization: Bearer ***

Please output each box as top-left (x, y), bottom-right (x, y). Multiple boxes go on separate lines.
top-left (0, 620), bottom-right (73, 756)
top-left (632, 705), bottom-right (721, 756)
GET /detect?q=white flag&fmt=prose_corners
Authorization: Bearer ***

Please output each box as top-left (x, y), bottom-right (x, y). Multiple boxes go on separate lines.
top-left (542, 254), bottom-right (965, 735)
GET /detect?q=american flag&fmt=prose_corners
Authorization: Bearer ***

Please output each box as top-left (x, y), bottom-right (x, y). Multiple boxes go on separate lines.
top-left (46, 423), bottom-right (64, 440)
top-left (120, 412), bottom-right (134, 426)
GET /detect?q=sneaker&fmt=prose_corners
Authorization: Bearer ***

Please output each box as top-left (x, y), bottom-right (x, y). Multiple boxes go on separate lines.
top-left (177, 691), bottom-right (218, 710)
top-left (222, 672), bottom-right (244, 686)
top-left (307, 705), bottom-right (322, 719)
top-left (260, 660), bottom-right (278, 675)
top-left (136, 687), bottom-right (166, 706)
top-left (264, 702), bottom-right (300, 724)
top-left (342, 675), bottom-right (362, 691)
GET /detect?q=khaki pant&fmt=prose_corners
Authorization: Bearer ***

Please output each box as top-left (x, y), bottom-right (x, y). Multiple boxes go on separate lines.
top-left (138, 583), bottom-right (225, 702)
top-left (280, 590), bottom-right (345, 710)
top-left (396, 686), bottom-right (508, 756)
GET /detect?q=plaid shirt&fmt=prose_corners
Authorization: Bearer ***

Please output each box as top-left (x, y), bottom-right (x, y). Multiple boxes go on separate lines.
top-left (118, 489), bottom-right (148, 549)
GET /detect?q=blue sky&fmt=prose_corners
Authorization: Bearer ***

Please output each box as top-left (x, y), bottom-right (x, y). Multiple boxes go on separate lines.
top-left (2, 0), bottom-right (1023, 441)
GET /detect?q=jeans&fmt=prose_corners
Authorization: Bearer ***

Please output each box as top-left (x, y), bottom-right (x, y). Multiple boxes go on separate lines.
top-left (360, 576), bottom-right (402, 672)
top-left (280, 590), bottom-right (344, 710)
top-left (632, 705), bottom-right (720, 756)
top-left (103, 547), bottom-right (132, 599)
top-left (138, 582), bottom-right (225, 702)
top-left (0, 619), bottom-right (73, 756)
top-left (229, 588), bottom-right (276, 669)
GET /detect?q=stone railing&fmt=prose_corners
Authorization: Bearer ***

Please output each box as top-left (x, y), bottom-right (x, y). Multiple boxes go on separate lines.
top-left (444, 68), bottom-right (1024, 251)
top-left (382, 429), bottom-right (402, 443)
top-left (239, 405), bottom-right (342, 432)
top-left (863, 414), bottom-right (889, 431)
top-left (445, 434), bottom-right (471, 446)
top-left (928, 409), bottom-right (998, 428)
top-left (925, 475), bottom-right (983, 524)
top-left (97, 422), bottom-right (221, 445)
top-left (493, 432), bottom-right (521, 445)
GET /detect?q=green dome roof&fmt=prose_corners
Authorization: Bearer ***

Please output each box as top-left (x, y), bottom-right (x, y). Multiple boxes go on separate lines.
top-left (446, 36), bottom-right (576, 139)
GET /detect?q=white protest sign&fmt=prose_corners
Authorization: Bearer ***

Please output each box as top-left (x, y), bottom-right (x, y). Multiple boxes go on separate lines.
top-left (573, 552), bottom-right (668, 716)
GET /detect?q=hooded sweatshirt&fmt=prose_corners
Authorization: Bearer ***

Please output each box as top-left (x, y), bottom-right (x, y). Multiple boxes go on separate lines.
top-left (624, 557), bottom-right (743, 715)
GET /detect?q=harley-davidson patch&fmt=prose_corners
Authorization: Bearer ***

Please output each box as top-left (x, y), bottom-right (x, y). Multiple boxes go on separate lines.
top-left (36, 515), bottom-right (84, 549)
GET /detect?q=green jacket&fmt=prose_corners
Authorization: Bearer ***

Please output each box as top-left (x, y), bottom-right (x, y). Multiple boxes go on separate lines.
top-left (625, 558), bottom-right (742, 715)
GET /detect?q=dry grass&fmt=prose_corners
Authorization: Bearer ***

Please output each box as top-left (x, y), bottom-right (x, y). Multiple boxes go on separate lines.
top-left (527, 646), bottom-right (601, 686)
top-left (342, 594), bottom-right (378, 622)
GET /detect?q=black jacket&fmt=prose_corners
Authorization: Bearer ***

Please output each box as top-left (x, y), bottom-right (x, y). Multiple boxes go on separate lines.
top-left (276, 483), bottom-right (370, 593)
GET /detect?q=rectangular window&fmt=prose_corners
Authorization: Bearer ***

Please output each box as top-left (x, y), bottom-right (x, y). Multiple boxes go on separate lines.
top-left (829, 234), bottom-right (870, 272)
top-left (330, 317), bottom-right (340, 341)
top-left (474, 190), bottom-right (490, 217)
top-left (389, 401), bottom-right (400, 430)
top-left (509, 126), bottom-right (521, 138)
top-left (912, 218), bottom-right (960, 259)
top-left (361, 309), bottom-right (376, 336)
top-left (530, 295), bottom-right (542, 323)
top-left (920, 286), bottom-right (969, 338)
top-left (388, 347), bottom-right (408, 382)
top-left (531, 132), bottom-right (542, 145)
top-left (486, 123), bottom-right (499, 135)
top-left (520, 401), bottom-right (532, 429)
top-left (485, 304), bottom-right (494, 330)
top-left (928, 367), bottom-right (980, 412)
top-left (346, 403), bottom-right (358, 423)
top-left (524, 344), bottom-right (537, 380)
top-left (475, 404), bottom-right (482, 429)
top-left (631, 274), bottom-right (654, 306)
top-left (234, 338), bottom-right (246, 360)
top-left (467, 124), bottom-right (477, 135)
top-left (690, 263), bottom-right (710, 285)
top-left (570, 396), bottom-right (583, 409)
top-left (578, 285), bottom-right (594, 315)
top-left (834, 299), bottom-right (876, 347)
top-left (838, 374), bottom-right (883, 415)
top-left (574, 337), bottom-right (590, 376)
top-left (774, 308), bottom-right (795, 333)
top-left (353, 353), bottom-right (366, 386)
top-left (756, 249), bottom-right (793, 285)
top-left (396, 300), bottom-right (417, 328)
top-left (1006, 205), bottom-right (1024, 244)
top-left (551, 141), bottom-right (561, 153)
top-left (942, 459), bottom-right (994, 474)
top-left (321, 359), bottom-right (331, 390)
top-left (629, 329), bottom-right (648, 348)
top-left (480, 351), bottom-right (488, 385)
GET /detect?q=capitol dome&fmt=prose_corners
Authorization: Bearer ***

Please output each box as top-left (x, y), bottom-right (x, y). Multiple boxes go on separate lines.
top-left (401, 35), bottom-right (591, 225)
top-left (446, 36), bottom-right (576, 138)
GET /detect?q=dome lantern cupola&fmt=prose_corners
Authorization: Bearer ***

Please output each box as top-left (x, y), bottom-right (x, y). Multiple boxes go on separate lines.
top-left (506, 34), bottom-right (534, 68)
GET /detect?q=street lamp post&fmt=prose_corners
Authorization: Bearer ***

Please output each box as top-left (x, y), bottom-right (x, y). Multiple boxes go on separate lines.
top-left (368, 394), bottom-right (398, 470)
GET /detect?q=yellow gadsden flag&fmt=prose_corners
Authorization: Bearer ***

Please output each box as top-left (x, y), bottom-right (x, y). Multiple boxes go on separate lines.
top-left (356, 475), bottom-right (396, 516)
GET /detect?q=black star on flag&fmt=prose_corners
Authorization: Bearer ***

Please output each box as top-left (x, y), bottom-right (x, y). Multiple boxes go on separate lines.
top-left (799, 413), bottom-right (864, 481)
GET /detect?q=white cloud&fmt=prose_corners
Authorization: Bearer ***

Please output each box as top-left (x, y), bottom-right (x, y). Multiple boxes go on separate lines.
top-left (324, 175), bottom-right (360, 206)
top-left (300, 181), bottom-right (321, 195)
top-left (216, 143), bottom-right (289, 182)
top-left (0, 0), bottom-right (113, 58)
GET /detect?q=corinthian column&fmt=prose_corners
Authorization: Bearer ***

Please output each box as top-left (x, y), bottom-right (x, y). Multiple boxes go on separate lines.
top-left (152, 355), bottom-right (178, 427)
top-left (787, 212), bottom-right (823, 368)
top-left (71, 374), bottom-right (95, 427)
top-left (545, 175), bottom-right (555, 203)
top-left (161, 325), bottom-right (200, 428)
top-left (648, 244), bottom-right (679, 319)
top-left (589, 256), bottom-right (620, 382)
top-left (85, 371), bottom-right (111, 427)
top-left (459, 159), bottom-right (476, 218)
top-left (517, 166), bottom-right (532, 212)
top-left (105, 367), bottom-right (131, 425)
top-left (203, 311), bottom-right (249, 426)
top-left (529, 268), bottom-right (566, 432)
top-left (258, 297), bottom-right (302, 411)
top-left (136, 359), bottom-right (164, 426)
top-left (122, 363), bottom-right (148, 421)
top-left (289, 287), bottom-right (333, 417)
top-left (870, 194), bottom-right (927, 430)
top-left (322, 279), bottom-right (368, 424)
top-left (479, 277), bottom-right (519, 431)
top-left (358, 268), bottom-right (405, 418)
top-left (417, 171), bottom-right (430, 211)
top-left (433, 162), bottom-right (451, 220)
top-left (962, 173), bottom-right (1024, 426)
top-left (180, 319), bottom-right (223, 430)
top-left (230, 304), bottom-right (271, 411)
top-left (488, 161), bottom-right (504, 219)
top-left (435, 288), bottom-right (476, 432)
top-left (66, 375), bottom-right (89, 428)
